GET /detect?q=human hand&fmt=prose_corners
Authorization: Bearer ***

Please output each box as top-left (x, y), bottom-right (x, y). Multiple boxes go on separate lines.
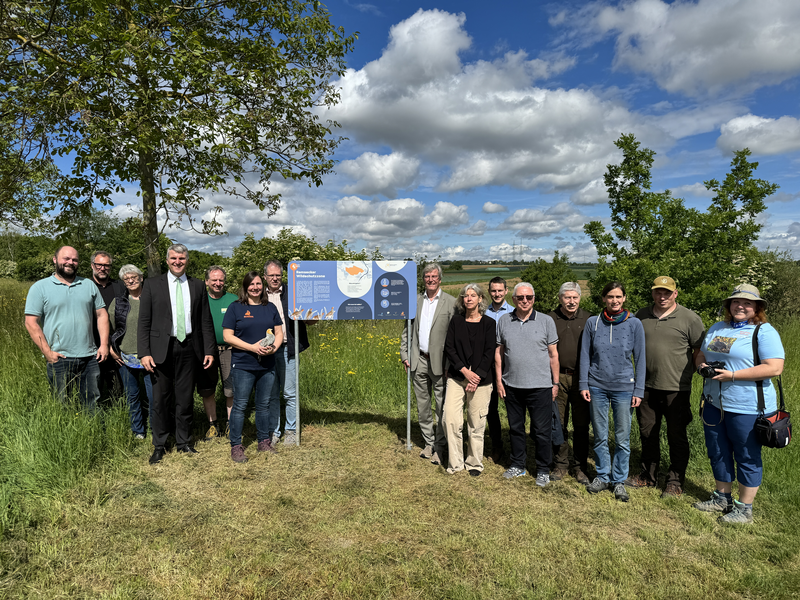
top-left (141, 356), bottom-right (156, 373)
top-left (580, 390), bottom-right (591, 403)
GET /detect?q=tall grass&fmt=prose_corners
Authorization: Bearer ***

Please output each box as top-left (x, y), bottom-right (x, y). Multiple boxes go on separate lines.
top-left (0, 280), bottom-right (134, 533)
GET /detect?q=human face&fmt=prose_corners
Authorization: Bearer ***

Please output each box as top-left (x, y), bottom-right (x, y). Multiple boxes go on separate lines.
top-left (489, 283), bottom-right (507, 307)
top-left (603, 288), bottom-right (626, 313)
top-left (652, 288), bottom-right (677, 311)
top-left (246, 276), bottom-right (264, 304)
top-left (462, 288), bottom-right (481, 313)
top-left (560, 291), bottom-right (580, 315)
top-left (122, 273), bottom-right (143, 293)
top-left (423, 269), bottom-right (441, 296)
top-left (730, 299), bottom-right (756, 323)
top-left (91, 255), bottom-right (112, 282)
top-left (513, 286), bottom-right (534, 312)
top-left (54, 247), bottom-right (79, 281)
top-left (206, 269), bottom-right (226, 297)
top-left (265, 265), bottom-right (283, 293)
top-left (166, 250), bottom-right (188, 277)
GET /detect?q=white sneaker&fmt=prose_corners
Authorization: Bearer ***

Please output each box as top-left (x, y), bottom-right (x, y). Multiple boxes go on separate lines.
top-left (535, 473), bottom-right (550, 487)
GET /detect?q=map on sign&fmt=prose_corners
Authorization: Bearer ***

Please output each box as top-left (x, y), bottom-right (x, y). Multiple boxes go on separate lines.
top-left (288, 260), bottom-right (417, 321)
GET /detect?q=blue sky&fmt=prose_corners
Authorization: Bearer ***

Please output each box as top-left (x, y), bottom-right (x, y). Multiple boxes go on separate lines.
top-left (112, 0), bottom-right (800, 261)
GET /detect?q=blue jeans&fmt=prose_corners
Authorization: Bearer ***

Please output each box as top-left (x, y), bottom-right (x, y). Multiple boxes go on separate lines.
top-left (46, 356), bottom-right (101, 412)
top-left (702, 404), bottom-right (763, 487)
top-left (588, 386), bottom-right (633, 484)
top-left (118, 364), bottom-right (154, 436)
top-left (229, 367), bottom-right (275, 447)
top-left (270, 347), bottom-right (297, 437)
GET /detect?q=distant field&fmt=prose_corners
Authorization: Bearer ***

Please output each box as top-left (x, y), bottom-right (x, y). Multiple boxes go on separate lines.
top-left (441, 264), bottom-right (596, 285)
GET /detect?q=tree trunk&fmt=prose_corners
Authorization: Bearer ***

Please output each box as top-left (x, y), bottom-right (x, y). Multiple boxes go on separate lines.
top-left (139, 147), bottom-right (161, 277)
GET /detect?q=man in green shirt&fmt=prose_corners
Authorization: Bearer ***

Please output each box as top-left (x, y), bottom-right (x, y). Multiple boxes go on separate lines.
top-left (198, 265), bottom-right (238, 440)
top-left (628, 276), bottom-right (705, 498)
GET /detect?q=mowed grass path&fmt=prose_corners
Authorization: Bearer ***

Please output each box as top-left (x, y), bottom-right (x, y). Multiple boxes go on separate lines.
top-left (1, 280), bottom-right (799, 598)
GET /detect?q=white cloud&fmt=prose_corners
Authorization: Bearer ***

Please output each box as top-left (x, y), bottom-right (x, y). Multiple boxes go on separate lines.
top-left (717, 114), bottom-right (800, 155)
top-left (460, 220), bottom-right (487, 236)
top-left (339, 152), bottom-right (420, 198)
top-left (671, 183), bottom-right (715, 198)
top-left (328, 9), bottom-right (664, 195)
top-left (482, 201), bottom-right (508, 214)
top-left (571, 178), bottom-right (608, 205)
top-left (570, 0), bottom-right (800, 97)
top-left (497, 202), bottom-right (588, 238)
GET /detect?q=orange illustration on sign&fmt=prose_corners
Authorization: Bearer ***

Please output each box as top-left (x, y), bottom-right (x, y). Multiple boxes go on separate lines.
top-left (345, 266), bottom-right (364, 276)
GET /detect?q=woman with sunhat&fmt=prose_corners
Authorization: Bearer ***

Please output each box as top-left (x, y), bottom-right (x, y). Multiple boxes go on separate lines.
top-left (693, 284), bottom-right (785, 524)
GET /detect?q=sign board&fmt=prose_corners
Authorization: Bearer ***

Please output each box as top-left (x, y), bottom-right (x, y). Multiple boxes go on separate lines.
top-left (287, 260), bottom-right (417, 321)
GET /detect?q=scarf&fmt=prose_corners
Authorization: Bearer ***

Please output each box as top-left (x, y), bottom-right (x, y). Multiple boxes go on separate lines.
top-left (601, 309), bottom-right (631, 325)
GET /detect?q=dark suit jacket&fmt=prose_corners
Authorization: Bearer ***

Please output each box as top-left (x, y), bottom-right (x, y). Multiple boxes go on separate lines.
top-left (137, 273), bottom-right (216, 364)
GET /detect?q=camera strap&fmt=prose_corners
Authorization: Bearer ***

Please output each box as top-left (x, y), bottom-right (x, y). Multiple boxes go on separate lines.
top-left (752, 324), bottom-right (786, 416)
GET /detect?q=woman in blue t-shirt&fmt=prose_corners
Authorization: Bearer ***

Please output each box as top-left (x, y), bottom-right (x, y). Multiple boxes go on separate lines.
top-left (693, 284), bottom-right (785, 524)
top-left (222, 271), bottom-right (284, 463)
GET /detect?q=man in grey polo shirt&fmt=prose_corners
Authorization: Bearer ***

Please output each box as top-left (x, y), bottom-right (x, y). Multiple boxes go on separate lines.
top-left (495, 282), bottom-right (559, 486)
top-left (628, 276), bottom-right (705, 498)
top-left (24, 246), bottom-right (109, 410)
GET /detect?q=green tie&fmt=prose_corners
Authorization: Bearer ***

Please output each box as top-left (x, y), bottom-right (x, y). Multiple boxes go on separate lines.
top-left (175, 277), bottom-right (186, 342)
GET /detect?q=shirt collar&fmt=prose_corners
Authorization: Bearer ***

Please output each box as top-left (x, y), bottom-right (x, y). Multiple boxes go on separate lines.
top-left (511, 309), bottom-right (536, 322)
top-left (488, 301), bottom-right (512, 314)
top-left (172, 273), bottom-right (188, 283)
top-left (268, 285), bottom-right (283, 295)
top-left (424, 288), bottom-right (442, 302)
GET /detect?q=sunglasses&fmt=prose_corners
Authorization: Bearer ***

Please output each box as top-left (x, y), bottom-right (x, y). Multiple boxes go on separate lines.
top-left (514, 295), bottom-right (534, 301)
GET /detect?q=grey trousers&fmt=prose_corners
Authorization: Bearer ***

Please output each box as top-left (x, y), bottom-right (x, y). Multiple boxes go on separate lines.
top-left (412, 355), bottom-right (447, 452)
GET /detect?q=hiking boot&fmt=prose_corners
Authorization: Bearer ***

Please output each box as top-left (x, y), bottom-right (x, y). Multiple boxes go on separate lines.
top-left (586, 477), bottom-right (609, 494)
top-left (231, 445), bottom-right (248, 463)
top-left (719, 500), bottom-right (753, 524)
top-left (490, 448), bottom-right (503, 464)
top-left (625, 473), bottom-right (656, 488)
top-left (430, 452), bottom-right (441, 466)
top-left (694, 491), bottom-right (732, 513)
top-left (258, 438), bottom-right (278, 454)
top-left (662, 482), bottom-right (683, 498)
top-left (535, 472), bottom-right (550, 487)
top-left (271, 432), bottom-right (280, 447)
top-left (203, 423), bottom-right (219, 442)
top-left (550, 468), bottom-right (567, 481)
top-left (574, 469), bottom-right (590, 485)
top-left (614, 483), bottom-right (629, 502)
top-left (420, 445), bottom-right (434, 459)
top-left (283, 430), bottom-right (297, 446)
top-left (502, 466), bottom-right (527, 479)
top-left (469, 469), bottom-right (481, 477)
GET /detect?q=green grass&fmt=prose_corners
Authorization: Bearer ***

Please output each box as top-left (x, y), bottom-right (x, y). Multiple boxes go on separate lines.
top-left (1, 279), bottom-right (799, 599)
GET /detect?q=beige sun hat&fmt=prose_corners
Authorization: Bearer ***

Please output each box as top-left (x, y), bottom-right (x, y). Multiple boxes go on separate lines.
top-left (725, 284), bottom-right (767, 306)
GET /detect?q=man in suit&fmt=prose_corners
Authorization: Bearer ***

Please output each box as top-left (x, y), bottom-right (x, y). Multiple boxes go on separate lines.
top-left (138, 244), bottom-right (216, 464)
top-left (400, 263), bottom-right (457, 465)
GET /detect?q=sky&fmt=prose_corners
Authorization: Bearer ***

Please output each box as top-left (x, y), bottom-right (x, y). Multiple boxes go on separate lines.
top-left (110, 0), bottom-right (800, 262)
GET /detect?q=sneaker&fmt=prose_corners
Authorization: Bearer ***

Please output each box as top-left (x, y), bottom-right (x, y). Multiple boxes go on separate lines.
top-left (419, 445), bottom-right (433, 459)
top-left (231, 445), bottom-right (248, 463)
top-left (574, 469), bottom-right (590, 485)
top-left (430, 452), bottom-right (441, 466)
top-left (535, 473), bottom-right (550, 487)
top-left (694, 491), bottom-right (732, 513)
top-left (550, 468), bottom-right (567, 481)
top-left (203, 423), bottom-right (219, 442)
top-left (469, 469), bottom-right (481, 477)
top-left (134, 433), bottom-right (145, 440)
top-left (271, 432), bottom-right (280, 447)
top-left (586, 477), bottom-right (609, 494)
top-left (257, 438), bottom-right (278, 454)
top-left (719, 500), bottom-right (753, 524)
top-left (283, 430), bottom-right (297, 447)
top-left (614, 483), bottom-right (629, 502)
top-left (625, 473), bottom-right (656, 488)
top-left (662, 482), bottom-right (683, 498)
top-left (502, 467), bottom-right (527, 479)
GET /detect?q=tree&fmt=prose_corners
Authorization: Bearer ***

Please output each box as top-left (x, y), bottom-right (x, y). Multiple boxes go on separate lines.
top-left (1, 0), bottom-right (356, 276)
top-left (226, 228), bottom-right (380, 293)
top-left (519, 251), bottom-right (576, 313)
top-left (585, 134), bottom-right (778, 322)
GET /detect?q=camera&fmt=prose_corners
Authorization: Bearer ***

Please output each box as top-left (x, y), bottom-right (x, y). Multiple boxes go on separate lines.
top-left (698, 361), bottom-right (726, 378)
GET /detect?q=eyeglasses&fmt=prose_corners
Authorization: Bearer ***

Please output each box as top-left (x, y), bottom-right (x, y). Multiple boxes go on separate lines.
top-left (514, 295), bottom-right (534, 301)
top-left (122, 276), bottom-right (140, 283)
top-left (265, 275), bottom-right (282, 279)
top-left (92, 262), bottom-right (111, 269)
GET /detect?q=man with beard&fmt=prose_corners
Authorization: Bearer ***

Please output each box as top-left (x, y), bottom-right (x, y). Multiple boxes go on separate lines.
top-left (90, 251), bottom-right (123, 399)
top-left (24, 246), bottom-right (109, 409)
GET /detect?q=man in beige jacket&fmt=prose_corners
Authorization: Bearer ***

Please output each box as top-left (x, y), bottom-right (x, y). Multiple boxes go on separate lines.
top-left (401, 263), bottom-right (457, 465)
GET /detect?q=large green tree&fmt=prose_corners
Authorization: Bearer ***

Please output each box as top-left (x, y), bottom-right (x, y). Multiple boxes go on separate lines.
top-left (519, 251), bottom-right (576, 313)
top-left (585, 134), bottom-right (778, 323)
top-left (1, 0), bottom-right (355, 275)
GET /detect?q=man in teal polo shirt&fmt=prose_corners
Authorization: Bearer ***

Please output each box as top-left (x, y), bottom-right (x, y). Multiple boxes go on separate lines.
top-left (24, 246), bottom-right (109, 410)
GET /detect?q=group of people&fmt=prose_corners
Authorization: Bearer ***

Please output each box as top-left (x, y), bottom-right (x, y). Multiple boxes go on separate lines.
top-left (401, 264), bottom-right (784, 525)
top-left (24, 245), bottom-right (307, 465)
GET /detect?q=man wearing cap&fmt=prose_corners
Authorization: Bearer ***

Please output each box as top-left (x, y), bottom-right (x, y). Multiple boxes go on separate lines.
top-left (628, 276), bottom-right (705, 497)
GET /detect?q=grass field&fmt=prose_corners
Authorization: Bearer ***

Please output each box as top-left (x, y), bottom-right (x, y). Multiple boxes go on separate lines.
top-left (1, 279), bottom-right (799, 599)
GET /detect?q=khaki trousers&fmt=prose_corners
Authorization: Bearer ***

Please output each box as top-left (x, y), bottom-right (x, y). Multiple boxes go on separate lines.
top-left (442, 378), bottom-right (493, 473)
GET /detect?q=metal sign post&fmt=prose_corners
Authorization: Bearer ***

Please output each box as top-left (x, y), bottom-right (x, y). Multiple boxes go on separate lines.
top-left (406, 319), bottom-right (413, 450)
top-left (295, 317), bottom-right (300, 445)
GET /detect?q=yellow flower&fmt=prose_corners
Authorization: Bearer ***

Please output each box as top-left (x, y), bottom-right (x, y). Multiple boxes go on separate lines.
top-left (347, 371), bottom-right (356, 375)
